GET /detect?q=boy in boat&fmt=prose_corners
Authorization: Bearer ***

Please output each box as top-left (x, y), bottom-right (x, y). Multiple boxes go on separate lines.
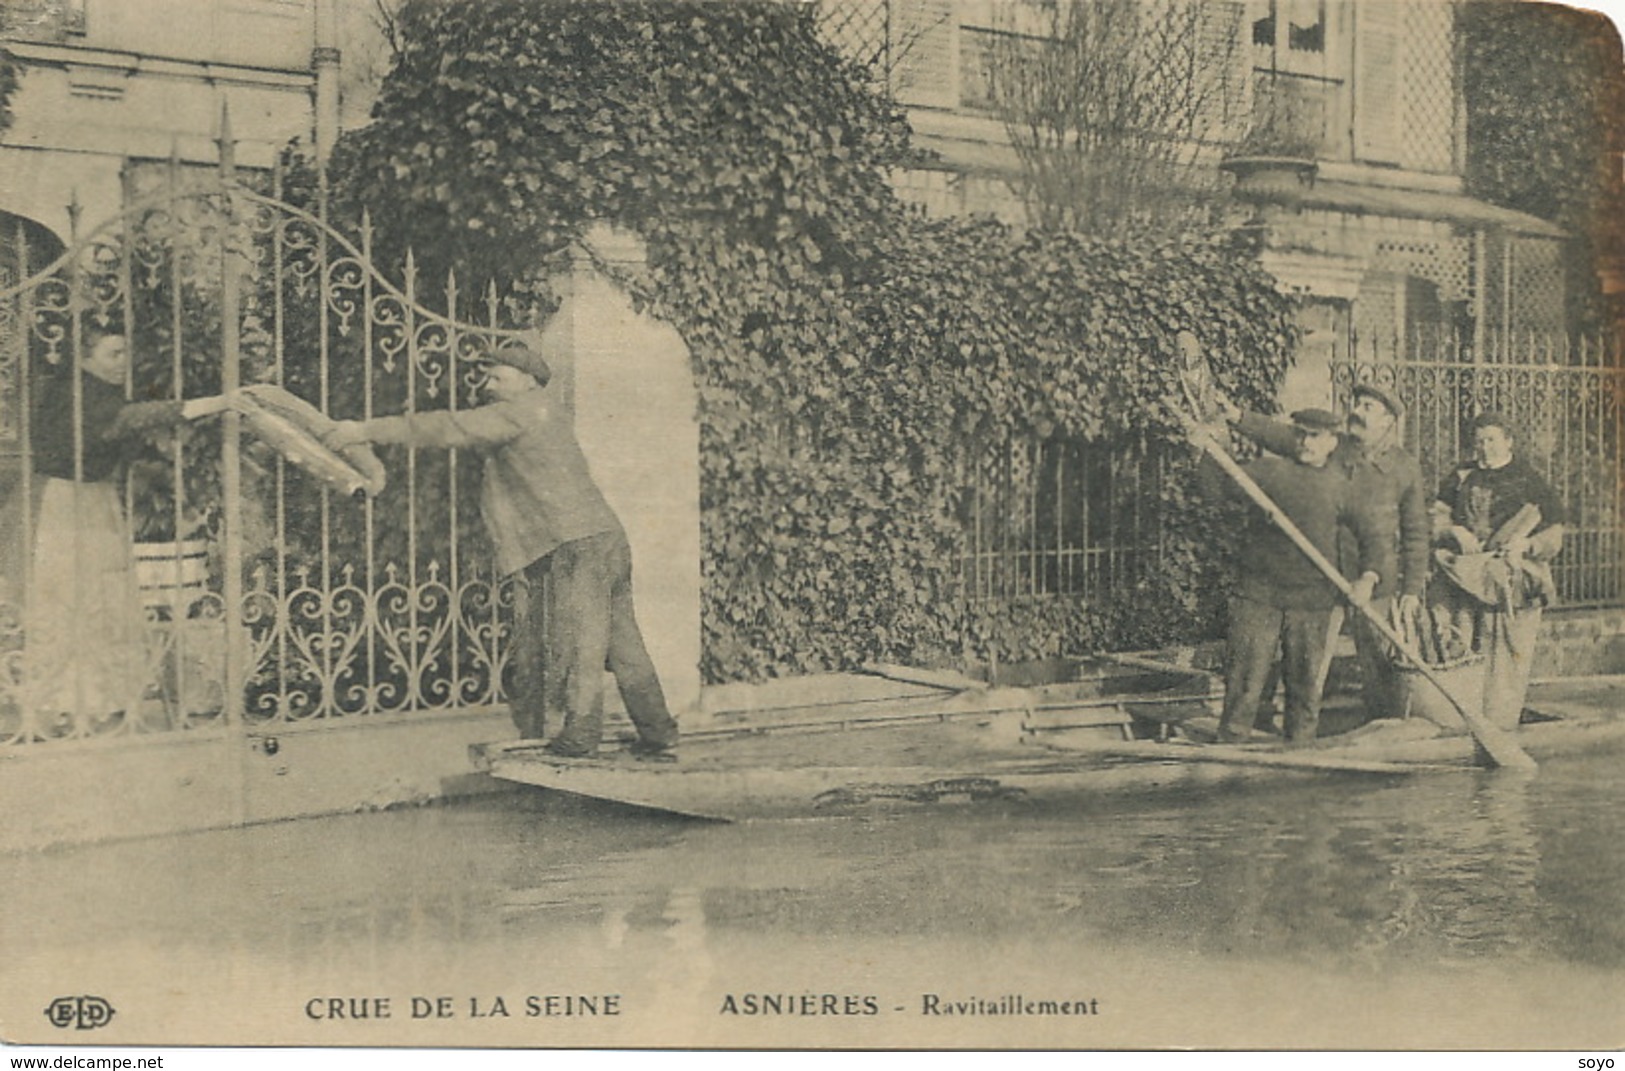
top-left (1194, 409), bottom-right (1384, 746)
top-left (1432, 410), bottom-right (1565, 731)
top-left (332, 345), bottom-right (679, 761)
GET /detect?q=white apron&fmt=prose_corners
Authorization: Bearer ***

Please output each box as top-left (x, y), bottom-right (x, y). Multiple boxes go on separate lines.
top-left (23, 478), bottom-right (153, 735)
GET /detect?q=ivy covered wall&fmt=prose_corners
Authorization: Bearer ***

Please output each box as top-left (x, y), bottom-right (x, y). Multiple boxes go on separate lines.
top-left (328, 0), bottom-right (1299, 681)
top-left (1461, 2), bottom-right (1625, 331)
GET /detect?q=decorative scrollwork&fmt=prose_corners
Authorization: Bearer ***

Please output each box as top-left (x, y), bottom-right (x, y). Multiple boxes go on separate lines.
top-left (5, 183), bottom-right (544, 754)
top-left (370, 560), bottom-right (456, 712)
top-left (412, 321), bottom-right (452, 400)
top-left (277, 565), bottom-right (370, 721)
top-left (325, 255), bottom-right (368, 338)
top-left (29, 276), bottom-right (73, 364)
top-left (371, 292), bottom-right (409, 373)
top-left (278, 215), bottom-right (325, 299)
top-left (454, 334), bottom-right (498, 406)
top-left (455, 575), bottom-right (509, 707)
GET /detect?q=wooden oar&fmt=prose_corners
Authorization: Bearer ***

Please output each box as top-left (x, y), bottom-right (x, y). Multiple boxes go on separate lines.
top-left (1185, 420), bottom-right (1537, 773)
top-left (861, 661), bottom-right (988, 693)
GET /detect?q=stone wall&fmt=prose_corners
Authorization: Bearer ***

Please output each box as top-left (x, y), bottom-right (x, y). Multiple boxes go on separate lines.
top-left (1533, 607), bottom-right (1625, 679)
top-left (0, 710), bottom-right (516, 854)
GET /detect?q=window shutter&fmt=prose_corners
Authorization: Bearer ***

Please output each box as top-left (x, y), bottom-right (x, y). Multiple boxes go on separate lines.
top-left (1400, 1), bottom-right (1458, 173)
top-left (892, 0), bottom-right (958, 108)
top-left (1353, 2), bottom-right (1404, 165)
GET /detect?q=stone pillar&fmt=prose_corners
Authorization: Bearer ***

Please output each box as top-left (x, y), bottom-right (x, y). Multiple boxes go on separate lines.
top-left (311, 46), bottom-right (341, 165)
top-left (1278, 302), bottom-right (1346, 413)
top-left (538, 225), bottom-right (703, 716)
top-left (1253, 223), bottom-right (1367, 413)
top-left (311, 0), bottom-right (341, 164)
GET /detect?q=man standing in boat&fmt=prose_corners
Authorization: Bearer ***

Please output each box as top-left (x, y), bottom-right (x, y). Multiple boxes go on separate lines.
top-left (1215, 383), bottom-right (1429, 725)
top-left (1194, 408), bottom-right (1385, 745)
top-left (332, 345), bottom-right (679, 761)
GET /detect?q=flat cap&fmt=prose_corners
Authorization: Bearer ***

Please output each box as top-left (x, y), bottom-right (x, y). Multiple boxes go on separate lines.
top-left (1352, 382), bottom-right (1405, 418)
top-left (485, 342), bottom-right (552, 386)
top-left (1290, 408), bottom-right (1342, 433)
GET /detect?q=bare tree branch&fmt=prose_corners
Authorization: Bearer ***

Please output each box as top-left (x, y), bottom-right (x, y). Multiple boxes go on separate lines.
top-left (372, 0), bottom-right (404, 61)
top-left (983, 0), bottom-right (1242, 236)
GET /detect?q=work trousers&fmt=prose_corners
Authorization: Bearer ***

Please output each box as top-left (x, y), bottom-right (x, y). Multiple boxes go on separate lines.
top-left (1481, 605), bottom-right (1543, 732)
top-left (509, 530), bottom-right (678, 752)
top-left (1221, 596), bottom-right (1342, 743)
top-left (1350, 595), bottom-right (1404, 720)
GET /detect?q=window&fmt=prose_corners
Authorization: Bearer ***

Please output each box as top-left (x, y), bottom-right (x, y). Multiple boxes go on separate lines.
top-left (1245, 0), bottom-right (1338, 155)
top-left (1252, 0), bottom-right (1326, 70)
top-left (960, 435), bottom-right (1166, 604)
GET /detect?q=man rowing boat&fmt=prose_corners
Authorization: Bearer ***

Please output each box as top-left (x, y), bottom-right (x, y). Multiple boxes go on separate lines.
top-left (1214, 384), bottom-right (1429, 726)
top-left (1191, 408), bottom-right (1385, 746)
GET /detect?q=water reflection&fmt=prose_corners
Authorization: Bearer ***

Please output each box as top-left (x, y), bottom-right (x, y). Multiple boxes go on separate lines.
top-left (4, 752), bottom-right (1622, 980)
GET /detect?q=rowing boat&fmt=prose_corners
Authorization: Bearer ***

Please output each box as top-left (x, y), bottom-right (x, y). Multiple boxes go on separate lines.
top-left (468, 657), bottom-right (1625, 822)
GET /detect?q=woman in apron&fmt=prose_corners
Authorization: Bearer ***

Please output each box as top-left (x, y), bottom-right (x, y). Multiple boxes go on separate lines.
top-left (24, 330), bottom-right (227, 737)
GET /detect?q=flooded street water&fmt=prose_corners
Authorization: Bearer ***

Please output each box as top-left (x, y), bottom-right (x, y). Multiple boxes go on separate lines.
top-left (4, 745), bottom-right (1623, 1049)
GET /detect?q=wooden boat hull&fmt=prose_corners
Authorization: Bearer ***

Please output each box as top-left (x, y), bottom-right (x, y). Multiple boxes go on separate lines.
top-left (471, 672), bottom-right (1625, 822)
top-left (474, 737), bottom-right (1431, 823)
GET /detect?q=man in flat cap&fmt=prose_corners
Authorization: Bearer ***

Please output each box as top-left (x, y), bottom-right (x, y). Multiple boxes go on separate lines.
top-left (334, 344), bottom-right (679, 760)
top-left (1215, 382), bottom-right (1428, 726)
top-left (1194, 408), bottom-right (1384, 745)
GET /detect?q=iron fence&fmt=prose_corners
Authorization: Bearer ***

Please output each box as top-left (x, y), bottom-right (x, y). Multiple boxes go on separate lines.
top-left (961, 330), bottom-right (1624, 619)
top-left (1332, 330), bottom-right (1625, 608)
top-left (0, 145), bottom-right (531, 749)
top-left (959, 434), bottom-right (1166, 604)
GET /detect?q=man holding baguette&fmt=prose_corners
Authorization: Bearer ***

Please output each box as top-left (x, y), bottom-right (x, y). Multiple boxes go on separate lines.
top-left (1432, 410), bottom-right (1565, 730)
top-left (331, 346), bottom-right (679, 760)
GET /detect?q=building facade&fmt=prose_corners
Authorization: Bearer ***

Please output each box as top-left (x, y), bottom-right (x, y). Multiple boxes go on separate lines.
top-left (0, 0), bottom-right (343, 233)
top-left (816, 0), bottom-right (1622, 668)
top-left (817, 0), bottom-right (1574, 408)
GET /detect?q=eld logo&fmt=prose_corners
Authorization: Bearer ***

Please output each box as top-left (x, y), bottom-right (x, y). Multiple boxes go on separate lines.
top-left (44, 995), bottom-right (116, 1030)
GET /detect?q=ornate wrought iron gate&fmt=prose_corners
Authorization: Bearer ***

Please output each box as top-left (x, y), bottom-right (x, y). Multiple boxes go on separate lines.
top-left (0, 152), bottom-right (536, 750)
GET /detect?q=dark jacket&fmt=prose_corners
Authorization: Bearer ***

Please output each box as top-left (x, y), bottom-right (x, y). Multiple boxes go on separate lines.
top-left (362, 387), bottom-right (621, 577)
top-left (1437, 457), bottom-right (1566, 545)
top-left (1198, 451), bottom-right (1382, 611)
top-left (1236, 411), bottom-right (1428, 599)
top-left (32, 372), bottom-right (183, 482)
